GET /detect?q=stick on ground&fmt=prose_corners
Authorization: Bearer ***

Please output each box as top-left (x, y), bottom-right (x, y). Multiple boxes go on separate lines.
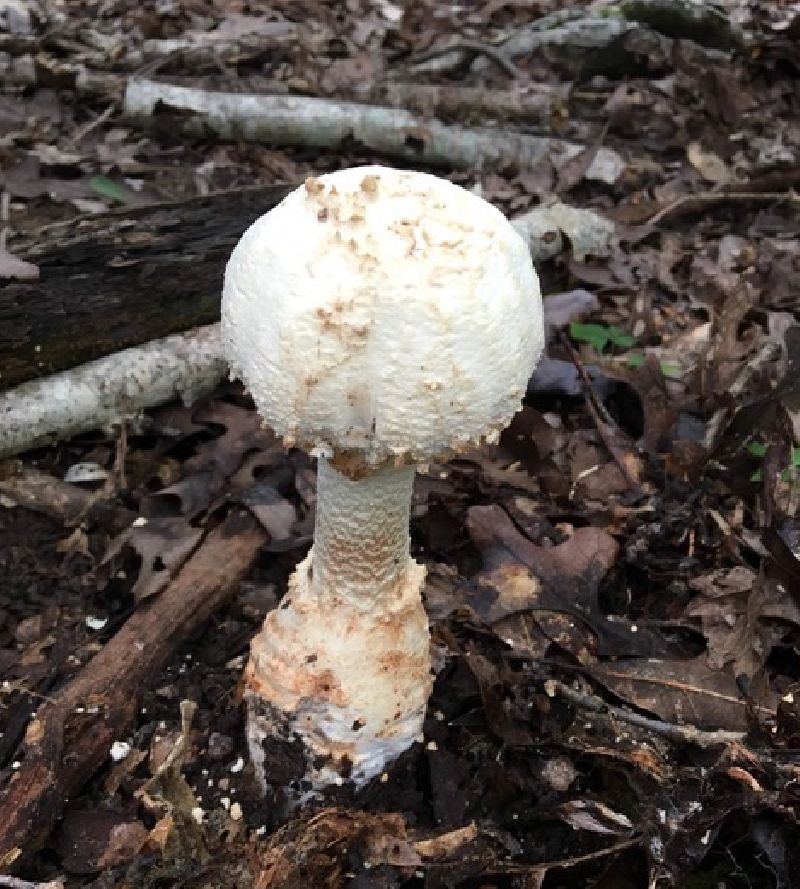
top-left (123, 79), bottom-right (624, 184)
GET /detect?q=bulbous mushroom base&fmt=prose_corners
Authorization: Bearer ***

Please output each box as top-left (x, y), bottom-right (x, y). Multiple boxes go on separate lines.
top-left (244, 551), bottom-right (431, 799)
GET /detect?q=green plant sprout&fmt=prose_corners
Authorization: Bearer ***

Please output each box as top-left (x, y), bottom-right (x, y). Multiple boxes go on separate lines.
top-left (568, 322), bottom-right (679, 377)
top-left (746, 441), bottom-right (800, 483)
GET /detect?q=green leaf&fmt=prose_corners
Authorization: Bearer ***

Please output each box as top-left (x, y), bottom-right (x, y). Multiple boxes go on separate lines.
top-left (570, 322), bottom-right (611, 352)
top-left (89, 175), bottom-right (137, 204)
top-left (746, 441), bottom-right (767, 458)
top-left (570, 322), bottom-right (636, 353)
top-left (607, 327), bottom-right (635, 348)
top-left (626, 351), bottom-right (645, 368)
top-left (660, 361), bottom-right (681, 378)
top-left (792, 447), bottom-right (800, 467)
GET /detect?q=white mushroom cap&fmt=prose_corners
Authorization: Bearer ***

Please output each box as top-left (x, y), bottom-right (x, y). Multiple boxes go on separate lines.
top-left (222, 165), bottom-right (543, 471)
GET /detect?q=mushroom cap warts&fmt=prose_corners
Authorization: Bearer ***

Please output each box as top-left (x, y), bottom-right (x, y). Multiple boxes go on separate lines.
top-left (222, 165), bottom-right (544, 471)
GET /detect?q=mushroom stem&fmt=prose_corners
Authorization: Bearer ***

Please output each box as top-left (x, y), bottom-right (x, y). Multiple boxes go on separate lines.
top-left (244, 457), bottom-right (431, 795)
top-left (312, 458), bottom-right (415, 608)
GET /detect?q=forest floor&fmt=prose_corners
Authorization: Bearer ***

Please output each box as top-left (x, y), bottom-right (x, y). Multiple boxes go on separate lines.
top-left (2, 1), bottom-right (800, 887)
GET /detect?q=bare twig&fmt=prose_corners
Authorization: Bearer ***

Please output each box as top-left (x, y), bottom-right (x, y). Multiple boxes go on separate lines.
top-left (560, 334), bottom-right (643, 492)
top-left (647, 191), bottom-right (800, 226)
top-left (550, 679), bottom-right (746, 747)
top-left (410, 39), bottom-right (526, 79)
top-left (483, 835), bottom-right (643, 876)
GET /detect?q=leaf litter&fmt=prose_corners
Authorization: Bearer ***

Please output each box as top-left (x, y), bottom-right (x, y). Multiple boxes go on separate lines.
top-left (2, 0), bottom-right (800, 886)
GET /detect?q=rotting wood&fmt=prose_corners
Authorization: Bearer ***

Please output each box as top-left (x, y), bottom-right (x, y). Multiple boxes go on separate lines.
top-left (123, 79), bottom-right (625, 184)
top-left (0, 184), bottom-right (292, 390)
top-left (0, 460), bottom-right (134, 531)
top-left (0, 460), bottom-right (96, 525)
top-left (0, 509), bottom-right (266, 872)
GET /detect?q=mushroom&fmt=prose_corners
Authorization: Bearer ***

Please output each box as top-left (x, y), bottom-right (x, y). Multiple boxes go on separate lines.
top-left (221, 165), bottom-right (544, 798)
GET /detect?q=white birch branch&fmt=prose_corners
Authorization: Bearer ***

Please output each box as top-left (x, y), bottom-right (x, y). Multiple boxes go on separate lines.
top-left (0, 326), bottom-right (225, 459)
top-left (123, 78), bottom-right (624, 184)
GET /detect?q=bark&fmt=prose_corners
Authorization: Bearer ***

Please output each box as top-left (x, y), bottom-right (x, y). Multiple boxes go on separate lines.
top-left (0, 510), bottom-right (266, 871)
top-left (0, 184), bottom-right (291, 390)
top-left (123, 79), bottom-right (625, 184)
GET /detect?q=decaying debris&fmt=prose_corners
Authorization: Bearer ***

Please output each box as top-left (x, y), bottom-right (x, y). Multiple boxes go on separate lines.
top-left (252, 808), bottom-right (479, 888)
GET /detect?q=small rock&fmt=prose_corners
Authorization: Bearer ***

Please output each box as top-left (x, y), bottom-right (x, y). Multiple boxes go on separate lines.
top-left (110, 740), bottom-right (131, 762)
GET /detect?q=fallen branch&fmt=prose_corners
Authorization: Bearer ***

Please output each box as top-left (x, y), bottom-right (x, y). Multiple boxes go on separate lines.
top-left (549, 679), bottom-right (746, 747)
top-left (0, 877), bottom-right (64, 889)
top-left (0, 56), bottom-right (563, 124)
top-left (409, 39), bottom-right (526, 79)
top-left (0, 460), bottom-right (96, 524)
top-left (355, 81), bottom-right (562, 123)
top-left (498, 13), bottom-right (635, 62)
top-left (646, 191), bottom-right (800, 226)
top-left (0, 510), bottom-right (267, 871)
top-left (123, 78), bottom-right (624, 184)
top-left (0, 326), bottom-right (225, 459)
top-left (0, 461), bottom-right (134, 531)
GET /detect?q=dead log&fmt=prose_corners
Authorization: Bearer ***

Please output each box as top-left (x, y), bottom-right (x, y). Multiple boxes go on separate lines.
top-left (0, 184), bottom-right (292, 390)
top-left (0, 510), bottom-right (267, 872)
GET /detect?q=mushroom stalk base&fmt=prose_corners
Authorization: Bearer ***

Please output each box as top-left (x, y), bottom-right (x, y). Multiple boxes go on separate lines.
top-left (244, 459), bottom-right (431, 797)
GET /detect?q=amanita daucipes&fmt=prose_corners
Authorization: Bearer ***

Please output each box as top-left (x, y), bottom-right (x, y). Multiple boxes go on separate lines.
top-left (221, 165), bottom-right (544, 796)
